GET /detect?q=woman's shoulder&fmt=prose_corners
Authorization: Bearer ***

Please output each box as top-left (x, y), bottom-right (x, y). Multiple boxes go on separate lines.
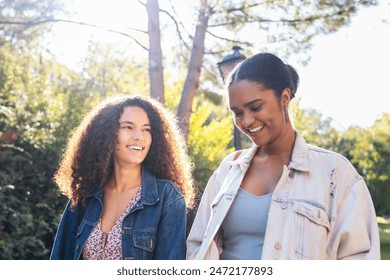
top-left (153, 179), bottom-right (187, 209)
top-left (212, 148), bottom-right (252, 179)
top-left (307, 143), bottom-right (349, 162)
top-left (306, 143), bottom-right (361, 177)
top-left (155, 178), bottom-right (184, 198)
top-left (221, 148), bottom-right (251, 164)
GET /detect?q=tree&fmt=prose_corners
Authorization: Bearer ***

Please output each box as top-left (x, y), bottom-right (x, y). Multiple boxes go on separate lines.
top-left (0, 36), bottom-right (160, 258)
top-left (345, 114), bottom-right (390, 215)
top-left (0, 41), bottom-right (80, 259)
top-left (80, 40), bottom-right (149, 101)
top-left (188, 98), bottom-right (234, 192)
top-left (290, 98), bottom-right (341, 150)
top-left (0, 0), bottom-right (66, 46)
top-left (3, 0), bottom-right (376, 142)
top-left (176, 0), bottom-right (212, 139)
top-left (146, 0), bottom-right (165, 103)
top-left (148, 0), bottom-right (377, 140)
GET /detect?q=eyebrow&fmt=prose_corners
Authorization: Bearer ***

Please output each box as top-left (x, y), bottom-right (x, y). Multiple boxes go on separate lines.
top-left (119, 121), bottom-right (151, 127)
top-left (230, 98), bottom-right (263, 110)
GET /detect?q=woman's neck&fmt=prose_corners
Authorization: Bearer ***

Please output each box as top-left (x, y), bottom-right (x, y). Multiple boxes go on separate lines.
top-left (258, 125), bottom-right (296, 164)
top-left (106, 165), bottom-right (142, 192)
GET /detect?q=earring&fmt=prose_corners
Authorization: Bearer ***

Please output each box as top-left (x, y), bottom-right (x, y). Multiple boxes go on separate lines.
top-left (284, 107), bottom-right (289, 123)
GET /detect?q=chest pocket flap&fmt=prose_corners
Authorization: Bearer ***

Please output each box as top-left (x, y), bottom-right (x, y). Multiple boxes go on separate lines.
top-left (294, 201), bottom-right (331, 231)
top-left (133, 231), bottom-right (157, 252)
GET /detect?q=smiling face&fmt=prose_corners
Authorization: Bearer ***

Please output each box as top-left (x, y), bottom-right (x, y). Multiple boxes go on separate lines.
top-left (114, 106), bottom-right (152, 167)
top-left (228, 80), bottom-right (290, 148)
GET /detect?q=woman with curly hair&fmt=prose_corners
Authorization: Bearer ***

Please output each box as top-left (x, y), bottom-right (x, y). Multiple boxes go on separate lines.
top-left (50, 94), bottom-right (195, 260)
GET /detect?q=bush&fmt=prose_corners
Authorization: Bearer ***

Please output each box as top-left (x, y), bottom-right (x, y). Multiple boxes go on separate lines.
top-left (0, 141), bottom-right (67, 259)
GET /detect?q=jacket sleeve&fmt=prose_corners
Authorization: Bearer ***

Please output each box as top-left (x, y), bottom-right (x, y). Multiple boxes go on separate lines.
top-left (154, 186), bottom-right (187, 260)
top-left (186, 169), bottom-right (222, 259)
top-left (50, 200), bottom-right (78, 260)
top-left (186, 151), bottom-right (240, 259)
top-left (330, 177), bottom-right (381, 259)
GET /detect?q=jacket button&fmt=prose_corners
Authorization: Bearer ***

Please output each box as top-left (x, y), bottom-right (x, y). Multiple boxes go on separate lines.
top-left (280, 202), bottom-right (287, 209)
top-left (75, 245), bottom-right (80, 251)
top-left (274, 242), bottom-right (281, 250)
top-left (289, 171), bottom-right (295, 178)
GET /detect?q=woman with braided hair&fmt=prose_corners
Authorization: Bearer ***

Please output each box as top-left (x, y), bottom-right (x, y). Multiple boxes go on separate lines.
top-left (187, 52), bottom-right (380, 260)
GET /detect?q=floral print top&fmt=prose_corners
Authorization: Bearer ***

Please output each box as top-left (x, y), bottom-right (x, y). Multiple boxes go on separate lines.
top-left (82, 187), bottom-right (142, 260)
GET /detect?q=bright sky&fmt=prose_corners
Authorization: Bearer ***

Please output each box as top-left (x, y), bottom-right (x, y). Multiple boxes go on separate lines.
top-left (45, 0), bottom-right (390, 130)
top-left (293, 0), bottom-right (390, 130)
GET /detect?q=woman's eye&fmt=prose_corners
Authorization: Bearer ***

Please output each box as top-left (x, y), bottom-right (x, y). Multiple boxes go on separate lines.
top-left (252, 106), bottom-right (261, 112)
top-left (121, 125), bottom-right (132, 129)
top-left (233, 111), bottom-right (243, 117)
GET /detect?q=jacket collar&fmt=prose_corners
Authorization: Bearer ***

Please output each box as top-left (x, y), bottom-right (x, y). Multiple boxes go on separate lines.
top-left (139, 166), bottom-right (159, 205)
top-left (86, 165), bottom-right (159, 205)
top-left (288, 130), bottom-right (310, 172)
top-left (229, 129), bottom-right (310, 172)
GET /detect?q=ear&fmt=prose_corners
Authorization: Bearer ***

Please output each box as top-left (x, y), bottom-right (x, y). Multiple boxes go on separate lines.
top-left (281, 88), bottom-right (291, 106)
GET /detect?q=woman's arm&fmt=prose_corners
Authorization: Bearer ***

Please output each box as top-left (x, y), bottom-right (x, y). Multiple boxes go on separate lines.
top-left (186, 171), bottom-right (221, 259)
top-left (50, 200), bottom-right (78, 260)
top-left (154, 189), bottom-right (187, 260)
top-left (331, 178), bottom-right (381, 259)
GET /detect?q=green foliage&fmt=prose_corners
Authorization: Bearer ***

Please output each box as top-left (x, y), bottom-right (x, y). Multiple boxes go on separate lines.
top-left (1, 44), bottom-right (83, 150)
top-left (290, 98), bottom-right (341, 150)
top-left (0, 38), bottom-right (168, 259)
top-left (188, 100), bottom-right (234, 192)
top-left (164, 79), bottom-right (183, 112)
top-left (346, 114), bottom-right (390, 215)
top-left (0, 41), bottom-right (77, 259)
top-left (205, 0), bottom-right (377, 65)
top-left (0, 142), bottom-right (67, 259)
top-left (0, 0), bottom-right (388, 260)
top-left (378, 217), bottom-right (390, 260)
top-left (81, 41), bottom-right (149, 99)
top-left (0, 0), bottom-right (66, 46)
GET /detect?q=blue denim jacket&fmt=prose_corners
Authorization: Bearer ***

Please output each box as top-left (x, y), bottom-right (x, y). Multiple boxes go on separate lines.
top-left (50, 167), bottom-right (187, 260)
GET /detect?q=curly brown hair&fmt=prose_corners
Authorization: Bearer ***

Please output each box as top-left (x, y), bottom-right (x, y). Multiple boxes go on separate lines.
top-left (54, 94), bottom-right (195, 208)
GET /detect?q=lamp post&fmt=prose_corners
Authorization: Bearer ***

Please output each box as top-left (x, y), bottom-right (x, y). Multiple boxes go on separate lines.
top-left (217, 46), bottom-right (246, 150)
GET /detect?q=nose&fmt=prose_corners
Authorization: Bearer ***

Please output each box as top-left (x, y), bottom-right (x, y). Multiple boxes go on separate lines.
top-left (241, 112), bottom-right (255, 128)
top-left (132, 129), bottom-right (144, 141)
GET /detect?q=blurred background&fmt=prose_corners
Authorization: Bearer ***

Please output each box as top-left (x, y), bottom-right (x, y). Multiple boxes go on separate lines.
top-left (1, 0), bottom-right (389, 259)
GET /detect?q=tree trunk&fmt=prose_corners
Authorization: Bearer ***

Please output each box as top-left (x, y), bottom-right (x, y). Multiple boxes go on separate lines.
top-left (177, 0), bottom-right (211, 141)
top-left (147, 0), bottom-right (165, 105)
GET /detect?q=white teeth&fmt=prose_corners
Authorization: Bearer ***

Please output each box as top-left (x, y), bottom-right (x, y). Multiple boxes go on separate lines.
top-left (248, 125), bottom-right (264, 133)
top-left (128, 145), bottom-right (143, 151)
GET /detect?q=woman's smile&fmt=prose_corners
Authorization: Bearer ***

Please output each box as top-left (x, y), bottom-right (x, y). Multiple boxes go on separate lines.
top-left (247, 125), bottom-right (264, 134)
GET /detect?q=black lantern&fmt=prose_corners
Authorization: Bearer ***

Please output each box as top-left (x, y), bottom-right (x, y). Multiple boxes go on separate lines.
top-left (217, 46), bottom-right (246, 83)
top-left (217, 46), bottom-right (246, 150)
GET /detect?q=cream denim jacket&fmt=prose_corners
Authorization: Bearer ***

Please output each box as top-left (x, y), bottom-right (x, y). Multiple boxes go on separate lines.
top-left (187, 131), bottom-right (380, 260)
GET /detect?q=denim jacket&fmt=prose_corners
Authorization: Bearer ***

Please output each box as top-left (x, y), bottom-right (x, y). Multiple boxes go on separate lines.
top-left (50, 167), bottom-right (187, 260)
top-left (187, 131), bottom-right (380, 260)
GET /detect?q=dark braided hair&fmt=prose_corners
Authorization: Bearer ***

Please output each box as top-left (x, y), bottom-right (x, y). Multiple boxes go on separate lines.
top-left (227, 52), bottom-right (299, 100)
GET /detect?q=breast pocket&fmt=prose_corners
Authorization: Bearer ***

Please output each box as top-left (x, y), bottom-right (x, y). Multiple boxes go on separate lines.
top-left (293, 201), bottom-right (330, 259)
top-left (130, 230), bottom-right (157, 260)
